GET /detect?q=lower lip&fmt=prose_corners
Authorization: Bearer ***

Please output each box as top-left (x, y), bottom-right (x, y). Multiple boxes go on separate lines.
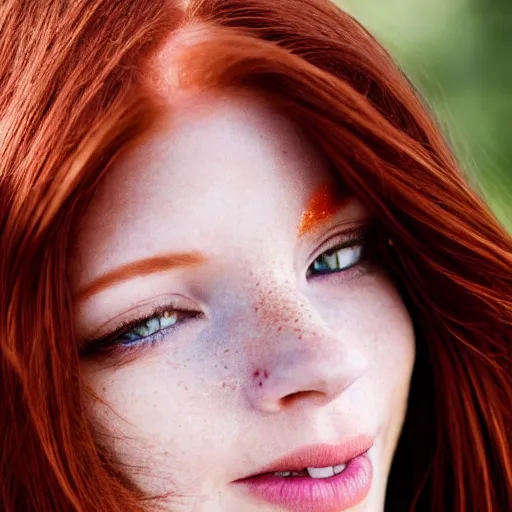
top-left (235, 452), bottom-right (373, 512)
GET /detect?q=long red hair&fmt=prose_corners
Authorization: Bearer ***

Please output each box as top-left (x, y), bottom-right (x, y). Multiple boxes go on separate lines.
top-left (1, 1), bottom-right (510, 511)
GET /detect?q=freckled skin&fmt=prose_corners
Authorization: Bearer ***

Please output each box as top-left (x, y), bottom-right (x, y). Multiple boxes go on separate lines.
top-left (70, 90), bottom-right (415, 511)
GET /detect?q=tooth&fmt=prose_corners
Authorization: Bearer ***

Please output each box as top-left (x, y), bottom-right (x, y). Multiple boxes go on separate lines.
top-left (274, 471), bottom-right (291, 477)
top-left (333, 464), bottom-right (346, 475)
top-left (306, 466), bottom-right (335, 479)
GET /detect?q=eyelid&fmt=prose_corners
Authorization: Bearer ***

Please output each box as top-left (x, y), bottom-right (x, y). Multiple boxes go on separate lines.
top-left (307, 225), bottom-right (368, 268)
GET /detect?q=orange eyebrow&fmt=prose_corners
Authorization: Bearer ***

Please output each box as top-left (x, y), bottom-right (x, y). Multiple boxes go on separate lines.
top-left (75, 251), bottom-right (207, 303)
top-left (297, 179), bottom-right (348, 237)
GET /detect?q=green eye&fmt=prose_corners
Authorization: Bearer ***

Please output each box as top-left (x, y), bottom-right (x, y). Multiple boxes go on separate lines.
top-left (309, 245), bottom-right (363, 276)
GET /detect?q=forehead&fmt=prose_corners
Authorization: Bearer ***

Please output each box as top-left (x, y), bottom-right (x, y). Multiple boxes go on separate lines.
top-left (70, 91), bottom-right (339, 289)
top-left (89, 90), bottom-right (335, 212)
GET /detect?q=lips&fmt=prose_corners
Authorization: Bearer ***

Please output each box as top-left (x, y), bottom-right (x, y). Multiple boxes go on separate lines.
top-left (238, 434), bottom-right (374, 478)
top-left (233, 435), bottom-right (375, 512)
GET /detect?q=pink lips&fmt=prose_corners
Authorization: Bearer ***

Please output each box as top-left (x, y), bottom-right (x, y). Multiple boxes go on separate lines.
top-left (234, 435), bottom-right (374, 512)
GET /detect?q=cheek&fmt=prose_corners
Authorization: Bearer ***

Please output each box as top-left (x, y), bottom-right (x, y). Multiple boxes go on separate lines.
top-left (323, 273), bottom-right (416, 410)
top-left (79, 337), bottom-right (241, 461)
top-left (359, 278), bottom-right (416, 444)
top-left (80, 358), bottom-right (228, 495)
top-left (317, 271), bottom-right (415, 366)
top-left (82, 356), bottom-right (203, 434)
top-left (365, 284), bottom-right (415, 395)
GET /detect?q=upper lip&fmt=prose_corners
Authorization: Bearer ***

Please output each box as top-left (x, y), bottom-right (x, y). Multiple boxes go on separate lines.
top-left (237, 434), bottom-right (374, 480)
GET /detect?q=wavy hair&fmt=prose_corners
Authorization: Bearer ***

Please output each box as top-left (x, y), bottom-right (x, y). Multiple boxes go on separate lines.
top-left (1, 1), bottom-right (511, 511)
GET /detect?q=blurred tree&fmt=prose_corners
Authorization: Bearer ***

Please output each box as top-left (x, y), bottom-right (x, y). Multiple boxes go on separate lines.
top-left (337, 0), bottom-right (511, 230)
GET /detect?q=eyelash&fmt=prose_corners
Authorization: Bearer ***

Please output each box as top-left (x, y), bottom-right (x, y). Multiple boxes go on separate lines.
top-left (80, 225), bottom-right (374, 358)
top-left (306, 225), bottom-right (370, 281)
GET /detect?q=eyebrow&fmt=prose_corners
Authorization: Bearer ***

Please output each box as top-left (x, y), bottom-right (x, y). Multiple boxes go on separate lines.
top-left (297, 179), bottom-right (349, 237)
top-left (75, 251), bottom-right (207, 303)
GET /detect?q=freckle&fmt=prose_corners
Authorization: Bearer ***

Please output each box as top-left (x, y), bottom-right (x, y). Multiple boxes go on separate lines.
top-left (298, 335), bottom-right (303, 340)
top-left (224, 365), bottom-right (228, 370)
top-left (263, 370), bottom-right (268, 379)
top-left (294, 318), bottom-right (299, 323)
top-left (224, 349), bottom-right (229, 353)
top-left (102, 386), bottom-right (106, 392)
top-left (254, 307), bottom-right (259, 312)
top-left (222, 382), bottom-right (227, 388)
top-left (259, 382), bottom-right (263, 387)
top-left (277, 326), bottom-right (282, 332)
top-left (254, 370), bottom-right (260, 377)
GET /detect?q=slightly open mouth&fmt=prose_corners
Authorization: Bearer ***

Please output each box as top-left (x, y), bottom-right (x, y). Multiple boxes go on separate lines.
top-left (236, 450), bottom-right (373, 512)
top-left (273, 462), bottom-right (347, 478)
top-left (236, 435), bottom-right (374, 484)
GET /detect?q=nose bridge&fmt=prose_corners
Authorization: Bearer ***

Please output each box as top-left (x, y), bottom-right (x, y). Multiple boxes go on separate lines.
top-left (239, 278), bottom-right (368, 413)
top-left (253, 282), bottom-right (314, 340)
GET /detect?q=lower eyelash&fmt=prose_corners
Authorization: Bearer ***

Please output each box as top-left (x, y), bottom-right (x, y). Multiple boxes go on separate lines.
top-left (309, 259), bottom-right (370, 284)
top-left (117, 328), bottom-right (167, 350)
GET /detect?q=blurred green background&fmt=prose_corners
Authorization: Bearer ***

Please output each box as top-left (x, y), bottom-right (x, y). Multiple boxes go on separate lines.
top-left (336, 0), bottom-right (511, 231)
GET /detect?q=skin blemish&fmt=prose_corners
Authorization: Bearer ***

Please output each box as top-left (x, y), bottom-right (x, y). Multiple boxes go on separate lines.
top-left (253, 368), bottom-right (269, 387)
top-left (298, 179), bottom-right (347, 237)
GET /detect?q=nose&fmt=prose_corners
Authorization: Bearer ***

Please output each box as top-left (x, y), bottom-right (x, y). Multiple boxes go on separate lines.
top-left (242, 294), bottom-right (368, 414)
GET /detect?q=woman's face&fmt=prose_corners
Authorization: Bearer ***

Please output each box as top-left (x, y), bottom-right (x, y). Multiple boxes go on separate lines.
top-left (70, 90), bottom-right (415, 512)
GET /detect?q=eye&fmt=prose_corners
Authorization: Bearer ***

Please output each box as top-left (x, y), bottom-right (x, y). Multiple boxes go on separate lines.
top-left (119, 310), bottom-right (180, 345)
top-left (79, 306), bottom-right (200, 357)
top-left (308, 244), bottom-right (364, 276)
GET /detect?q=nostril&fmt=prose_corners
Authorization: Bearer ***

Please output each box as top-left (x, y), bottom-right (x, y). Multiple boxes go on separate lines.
top-left (281, 389), bottom-right (322, 407)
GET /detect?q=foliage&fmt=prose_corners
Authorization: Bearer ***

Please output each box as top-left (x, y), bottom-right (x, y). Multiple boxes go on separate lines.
top-left (339, 0), bottom-right (511, 230)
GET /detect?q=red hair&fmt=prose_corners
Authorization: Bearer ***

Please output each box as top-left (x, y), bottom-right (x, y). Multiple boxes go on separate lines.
top-left (1, 1), bottom-right (510, 511)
